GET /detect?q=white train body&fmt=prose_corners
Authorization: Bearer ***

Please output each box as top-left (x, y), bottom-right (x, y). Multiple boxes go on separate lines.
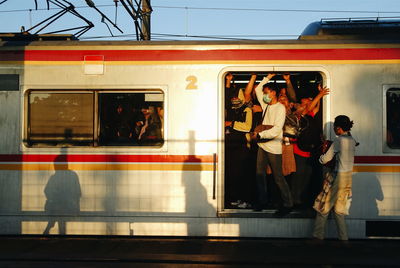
top-left (0, 24), bottom-right (400, 238)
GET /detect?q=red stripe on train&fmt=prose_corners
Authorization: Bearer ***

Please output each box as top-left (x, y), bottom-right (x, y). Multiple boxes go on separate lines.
top-left (0, 154), bottom-right (215, 163)
top-left (1, 48), bottom-right (400, 61)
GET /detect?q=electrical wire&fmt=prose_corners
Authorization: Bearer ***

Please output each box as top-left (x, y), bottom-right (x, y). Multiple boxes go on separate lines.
top-left (152, 32), bottom-right (298, 40)
top-left (1, 4), bottom-right (399, 14)
top-left (153, 5), bottom-right (400, 14)
top-left (79, 32), bottom-right (300, 41)
top-left (78, 33), bottom-right (137, 40)
top-left (0, 4), bottom-right (114, 13)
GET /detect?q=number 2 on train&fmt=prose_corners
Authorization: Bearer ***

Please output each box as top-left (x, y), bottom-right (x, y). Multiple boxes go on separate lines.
top-left (186, 75), bottom-right (198, 90)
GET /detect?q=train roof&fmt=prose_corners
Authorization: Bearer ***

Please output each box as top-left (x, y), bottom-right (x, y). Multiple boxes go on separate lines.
top-left (300, 17), bottom-right (400, 40)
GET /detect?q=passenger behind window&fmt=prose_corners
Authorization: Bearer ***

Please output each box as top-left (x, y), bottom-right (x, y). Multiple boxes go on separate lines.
top-left (134, 104), bottom-right (163, 145)
top-left (110, 103), bottom-right (134, 144)
top-left (156, 106), bottom-right (164, 137)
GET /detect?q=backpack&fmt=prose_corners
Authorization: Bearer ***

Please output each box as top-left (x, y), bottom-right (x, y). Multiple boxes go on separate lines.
top-left (283, 113), bottom-right (301, 139)
top-left (296, 115), bottom-right (321, 153)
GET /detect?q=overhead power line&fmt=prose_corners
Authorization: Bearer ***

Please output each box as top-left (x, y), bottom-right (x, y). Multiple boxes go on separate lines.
top-left (1, 4), bottom-right (400, 14)
top-left (152, 32), bottom-right (299, 40)
top-left (0, 4), bottom-right (115, 13)
top-left (23, 0), bottom-right (95, 37)
top-left (79, 32), bottom-right (299, 41)
top-left (0, 0), bottom-right (151, 40)
top-left (154, 6), bottom-right (400, 14)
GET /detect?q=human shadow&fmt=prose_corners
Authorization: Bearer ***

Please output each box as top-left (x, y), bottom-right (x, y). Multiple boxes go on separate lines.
top-left (43, 154), bottom-right (81, 235)
top-left (182, 131), bottom-right (215, 236)
top-left (349, 173), bottom-right (384, 218)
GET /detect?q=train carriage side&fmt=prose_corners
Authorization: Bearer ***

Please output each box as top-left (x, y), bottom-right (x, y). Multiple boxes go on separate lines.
top-left (0, 41), bottom-right (223, 236)
top-left (0, 34), bottom-right (399, 238)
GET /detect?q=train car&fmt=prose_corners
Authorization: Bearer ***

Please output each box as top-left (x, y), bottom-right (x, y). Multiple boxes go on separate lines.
top-left (0, 18), bottom-right (399, 238)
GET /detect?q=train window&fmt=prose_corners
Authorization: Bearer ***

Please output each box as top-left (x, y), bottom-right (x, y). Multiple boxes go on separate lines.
top-left (0, 74), bottom-right (19, 91)
top-left (98, 92), bottom-right (164, 146)
top-left (25, 90), bottom-right (164, 147)
top-left (386, 88), bottom-right (400, 149)
top-left (27, 92), bottom-right (94, 146)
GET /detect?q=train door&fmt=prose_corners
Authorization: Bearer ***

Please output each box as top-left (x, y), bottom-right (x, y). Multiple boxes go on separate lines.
top-left (222, 70), bottom-right (326, 215)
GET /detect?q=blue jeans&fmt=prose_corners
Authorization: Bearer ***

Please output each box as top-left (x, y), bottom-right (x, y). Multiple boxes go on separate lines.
top-left (255, 147), bottom-right (293, 208)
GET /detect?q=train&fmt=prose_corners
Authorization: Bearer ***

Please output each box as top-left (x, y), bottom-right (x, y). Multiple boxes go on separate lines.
top-left (0, 18), bottom-right (399, 238)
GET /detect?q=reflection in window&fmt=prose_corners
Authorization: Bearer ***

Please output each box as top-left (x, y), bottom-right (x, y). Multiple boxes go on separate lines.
top-left (387, 88), bottom-right (400, 149)
top-left (26, 90), bottom-right (164, 147)
top-left (99, 92), bottom-right (164, 146)
top-left (28, 92), bottom-right (94, 146)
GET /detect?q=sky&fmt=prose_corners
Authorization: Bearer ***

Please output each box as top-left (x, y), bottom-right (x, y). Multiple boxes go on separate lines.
top-left (0, 0), bottom-right (400, 41)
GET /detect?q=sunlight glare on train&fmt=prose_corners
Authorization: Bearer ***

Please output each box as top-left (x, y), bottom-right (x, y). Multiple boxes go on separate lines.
top-left (130, 222), bottom-right (188, 236)
top-left (208, 223), bottom-right (240, 236)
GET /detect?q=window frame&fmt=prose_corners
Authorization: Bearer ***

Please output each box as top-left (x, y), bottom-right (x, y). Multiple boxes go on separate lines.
top-left (97, 90), bottom-right (165, 147)
top-left (23, 88), bottom-right (166, 150)
top-left (26, 90), bottom-right (95, 146)
top-left (383, 85), bottom-right (400, 153)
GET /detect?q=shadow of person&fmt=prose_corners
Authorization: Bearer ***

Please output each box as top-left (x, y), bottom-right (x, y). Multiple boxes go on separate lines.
top-left (43, 154), bottom-right (81, 235)
top-left (349, 173), bottom-right (384, 218)
top-left (182, 131), bottom-right (215, 236)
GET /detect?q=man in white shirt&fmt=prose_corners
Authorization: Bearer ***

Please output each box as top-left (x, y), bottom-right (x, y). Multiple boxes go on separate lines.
top-left (252, 74), bottom-right (293, 216)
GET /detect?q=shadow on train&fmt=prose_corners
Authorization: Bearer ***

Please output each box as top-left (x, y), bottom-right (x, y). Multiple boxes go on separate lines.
top-left (4, 132), bottom-right (388, 237)
top-left (43, 153), bottom-right (81, 235)
top-left (0, 131), bottom-right (217, 236)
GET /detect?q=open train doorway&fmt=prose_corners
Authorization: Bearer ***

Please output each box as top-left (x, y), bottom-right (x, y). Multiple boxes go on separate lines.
top-left (223, 71), bottom-right (326, 215)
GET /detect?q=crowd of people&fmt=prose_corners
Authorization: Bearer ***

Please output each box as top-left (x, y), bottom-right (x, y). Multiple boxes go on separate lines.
top-left (225, 71), bottom-right (358, 240)
top-left (225, 73), bottom-right (345, 206)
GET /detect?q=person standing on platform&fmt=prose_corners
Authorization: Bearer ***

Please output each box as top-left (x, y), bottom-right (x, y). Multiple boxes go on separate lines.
top-left (312, 115), bottom-right (357, 241)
